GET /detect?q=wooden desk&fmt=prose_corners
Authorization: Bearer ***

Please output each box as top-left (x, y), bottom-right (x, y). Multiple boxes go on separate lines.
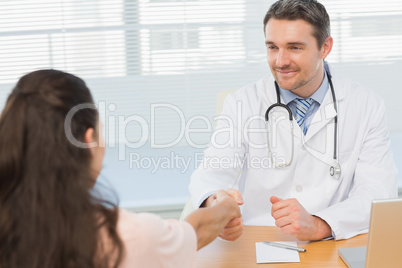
top-left (197, 226), bottom-right (367, 267)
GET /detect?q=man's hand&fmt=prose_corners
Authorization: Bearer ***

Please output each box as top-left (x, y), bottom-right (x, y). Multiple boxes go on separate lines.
top-left (270, 196), bottom-right (331, 241)
top-left (208, 189), bottom-right (244, 241)
top-left (218, 216), bottom-right (243, 241)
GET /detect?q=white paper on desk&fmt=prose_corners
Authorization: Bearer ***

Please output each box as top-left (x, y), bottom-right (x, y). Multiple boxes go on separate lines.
top-left (255, 241), bottom-right (300, 263)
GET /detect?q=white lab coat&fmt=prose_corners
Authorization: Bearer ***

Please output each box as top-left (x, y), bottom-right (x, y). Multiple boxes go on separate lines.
top-left (189, 73), bottom-right (398, 240)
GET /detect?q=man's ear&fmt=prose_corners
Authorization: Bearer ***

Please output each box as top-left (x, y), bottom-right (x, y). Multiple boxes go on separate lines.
top-left (84, 128), bottom-right (97, 155)
top-left (321, 36), bottom-right (333, 59)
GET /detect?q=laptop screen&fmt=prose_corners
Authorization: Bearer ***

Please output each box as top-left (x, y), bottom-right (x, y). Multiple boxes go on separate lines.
top-left (339, 198), bottom-right (402, 268)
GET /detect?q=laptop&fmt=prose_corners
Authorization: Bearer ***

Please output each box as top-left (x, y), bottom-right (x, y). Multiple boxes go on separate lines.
top-left (338, 198), bottom-right (402, 268)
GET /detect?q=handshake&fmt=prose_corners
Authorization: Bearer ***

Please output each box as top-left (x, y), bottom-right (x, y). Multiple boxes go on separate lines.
top-left (192, 189), bottom-right (332, 246)
top-left (184, 189), bottom-right (243, 249)
top-left (204, 189), bottom-right (244, 241)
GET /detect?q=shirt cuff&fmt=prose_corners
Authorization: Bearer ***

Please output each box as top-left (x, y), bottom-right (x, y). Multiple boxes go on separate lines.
top-left (197, 192), bottom-right (215, 207)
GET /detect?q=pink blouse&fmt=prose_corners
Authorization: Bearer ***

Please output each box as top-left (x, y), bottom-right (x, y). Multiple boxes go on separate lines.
top-left (116, 209), bottom-right (197, 268)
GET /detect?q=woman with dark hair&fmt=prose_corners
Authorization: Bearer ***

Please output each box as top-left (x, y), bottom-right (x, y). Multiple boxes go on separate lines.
top-left (0, 69), bottom-right (242, 268)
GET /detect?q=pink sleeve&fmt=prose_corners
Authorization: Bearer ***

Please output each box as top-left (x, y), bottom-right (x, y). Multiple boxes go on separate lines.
top-left (117, 209), bottom-right (197, 268)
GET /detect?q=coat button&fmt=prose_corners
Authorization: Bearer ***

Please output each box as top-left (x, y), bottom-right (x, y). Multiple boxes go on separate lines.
top-left (296, 185), bottom-right (303, 192)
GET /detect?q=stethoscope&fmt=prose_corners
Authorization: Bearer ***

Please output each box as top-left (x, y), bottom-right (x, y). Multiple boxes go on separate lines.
top-left (265, 70), bottom-right (341, 179)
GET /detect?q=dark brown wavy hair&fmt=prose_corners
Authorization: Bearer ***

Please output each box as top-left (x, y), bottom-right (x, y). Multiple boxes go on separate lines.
top-left (0, 70), bottom-right (123, 268)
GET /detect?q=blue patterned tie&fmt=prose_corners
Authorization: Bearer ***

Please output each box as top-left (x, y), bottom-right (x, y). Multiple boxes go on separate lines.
top-left (295, 98), bottom-right (313, 135)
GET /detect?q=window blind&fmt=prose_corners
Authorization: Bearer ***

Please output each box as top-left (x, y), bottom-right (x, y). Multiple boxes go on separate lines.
top-left (0, 0), bottom-right (401, 206)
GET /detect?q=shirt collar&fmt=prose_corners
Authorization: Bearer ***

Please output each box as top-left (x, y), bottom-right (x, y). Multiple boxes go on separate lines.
top-left (278, 70), bottom-right (329, 105)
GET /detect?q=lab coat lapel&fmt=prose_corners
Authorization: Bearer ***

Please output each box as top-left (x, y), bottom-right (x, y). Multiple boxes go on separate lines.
top-left (267, 95), bottom-right (303, 138)
top-left (304, 78), bottom-right (345, 142)
top-left (304, 94), bottom-right (336, 142)
top-left (262, 80), bottom-right (304, 140)
top-left (258, 77), bottom-right (302, 150)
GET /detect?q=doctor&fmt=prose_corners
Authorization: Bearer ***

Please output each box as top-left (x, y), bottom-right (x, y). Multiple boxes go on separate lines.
top-left (189, 0), bottom-right (398, 241)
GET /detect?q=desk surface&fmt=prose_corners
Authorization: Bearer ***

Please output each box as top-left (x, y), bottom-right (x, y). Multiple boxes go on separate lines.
top-left (196, 226), bottom-right (368, 268)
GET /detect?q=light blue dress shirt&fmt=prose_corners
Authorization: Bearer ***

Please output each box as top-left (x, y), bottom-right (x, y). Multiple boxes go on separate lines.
top-left (278, 71), bottom-right (329, 134)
